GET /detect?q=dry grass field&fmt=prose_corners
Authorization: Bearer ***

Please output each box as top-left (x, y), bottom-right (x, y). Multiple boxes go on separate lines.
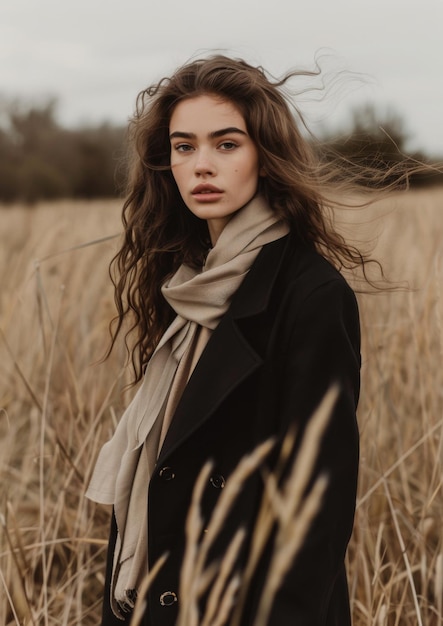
top-left (0, 190), bottom-right (442, 625)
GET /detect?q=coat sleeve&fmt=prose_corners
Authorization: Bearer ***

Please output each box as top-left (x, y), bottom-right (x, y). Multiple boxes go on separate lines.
top-left (263, 277), bottom-right (360, 626)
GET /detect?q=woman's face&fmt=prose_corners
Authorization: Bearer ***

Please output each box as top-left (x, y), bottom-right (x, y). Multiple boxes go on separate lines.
top-left (169, 94), bottom-right (262, 245)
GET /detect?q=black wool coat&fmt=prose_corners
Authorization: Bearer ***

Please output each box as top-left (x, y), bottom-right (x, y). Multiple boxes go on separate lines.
top-left (100, 234), bottom-right (361, 626)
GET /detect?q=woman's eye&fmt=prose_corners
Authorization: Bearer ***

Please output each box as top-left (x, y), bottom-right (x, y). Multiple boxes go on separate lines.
top-left (219, 141), bottom-right (237, 151)
top-left (175, 144), bottom-right (194, 152)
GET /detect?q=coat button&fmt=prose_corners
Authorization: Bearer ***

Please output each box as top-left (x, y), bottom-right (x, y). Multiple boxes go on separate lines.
top-left (160, 591), bottom-right (177, 606)
top-left (159, 466), bottom-right (175, 481)
top-left (209, 474), bottom-right (225, 489)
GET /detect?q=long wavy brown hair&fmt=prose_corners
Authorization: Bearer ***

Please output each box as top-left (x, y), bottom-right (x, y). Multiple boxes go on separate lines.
top-left (109, 54), bottom-right (393, 384)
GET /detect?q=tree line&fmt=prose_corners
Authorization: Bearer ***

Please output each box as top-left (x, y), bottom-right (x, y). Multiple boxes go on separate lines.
top-left (0, 99), bottom-right (127, 203)
top-left (319, 105), bottom-right (442, 188)
top-left (0, 98), bottom-right (441, 204)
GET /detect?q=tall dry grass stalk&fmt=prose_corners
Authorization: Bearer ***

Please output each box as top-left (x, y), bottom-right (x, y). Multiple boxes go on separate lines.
top-left (0, 189), bottom-right (442, 624)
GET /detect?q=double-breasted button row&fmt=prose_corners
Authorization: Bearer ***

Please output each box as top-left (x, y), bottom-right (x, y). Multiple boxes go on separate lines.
top-left (159, 466), bottom-right (175, 481)
top-left (160, 591), bottom-right (177, 606)
top-left (158, 467), bottom-right (225, 488)
top-left (209, 474), bottom-right (226, 489)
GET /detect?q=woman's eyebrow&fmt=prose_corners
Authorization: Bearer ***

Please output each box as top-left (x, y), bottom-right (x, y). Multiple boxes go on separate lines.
top-left (169, 127), bottom-right (248, 140)
top-left (210, 127), bottom-right (248, 139)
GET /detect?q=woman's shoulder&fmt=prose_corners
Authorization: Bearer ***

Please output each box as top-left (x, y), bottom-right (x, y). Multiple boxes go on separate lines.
top-left (274, 239), bottom-right (360, 346)
top-left (230, 235), bottom-right (357, 322)
top-left (278, 237), bottom-right (356, 303)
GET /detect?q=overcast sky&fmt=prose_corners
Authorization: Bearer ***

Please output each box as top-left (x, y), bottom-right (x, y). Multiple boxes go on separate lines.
top-left (2, 0), bottom-right (443, 155)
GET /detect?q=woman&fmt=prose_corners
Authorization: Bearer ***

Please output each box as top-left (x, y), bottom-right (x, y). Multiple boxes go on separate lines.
top-left (87, 55), bottom-right (361, 626)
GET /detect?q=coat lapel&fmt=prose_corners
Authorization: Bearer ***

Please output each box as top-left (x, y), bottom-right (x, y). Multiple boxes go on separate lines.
top-left (157, 235), bottom-right (290, 465)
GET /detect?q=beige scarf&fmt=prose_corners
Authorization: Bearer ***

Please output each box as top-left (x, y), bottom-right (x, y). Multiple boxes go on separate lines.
top-left (86, 195), bottom-right (289, 615)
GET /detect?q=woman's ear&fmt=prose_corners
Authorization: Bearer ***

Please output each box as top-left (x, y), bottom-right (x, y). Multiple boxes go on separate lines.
top-left (259, 166), bottom-right (266, 177)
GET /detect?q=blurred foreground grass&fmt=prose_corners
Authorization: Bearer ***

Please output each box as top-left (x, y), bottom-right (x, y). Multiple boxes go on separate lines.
top-left (0, 191), bottom-right (442, 625)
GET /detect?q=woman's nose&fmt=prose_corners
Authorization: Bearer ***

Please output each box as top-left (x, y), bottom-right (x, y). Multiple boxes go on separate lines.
top-left (194, 150), bottom-right (215, 176)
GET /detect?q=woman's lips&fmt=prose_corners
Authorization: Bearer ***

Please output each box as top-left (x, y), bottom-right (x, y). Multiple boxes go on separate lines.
top-left (191, 184), bottom-right (224, 202)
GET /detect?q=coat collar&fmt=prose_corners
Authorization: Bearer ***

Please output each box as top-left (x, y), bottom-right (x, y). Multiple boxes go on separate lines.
top-left (156, 234), bottom-right (291, 466)
top-left (228, 233), bottom-right (290, 319)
